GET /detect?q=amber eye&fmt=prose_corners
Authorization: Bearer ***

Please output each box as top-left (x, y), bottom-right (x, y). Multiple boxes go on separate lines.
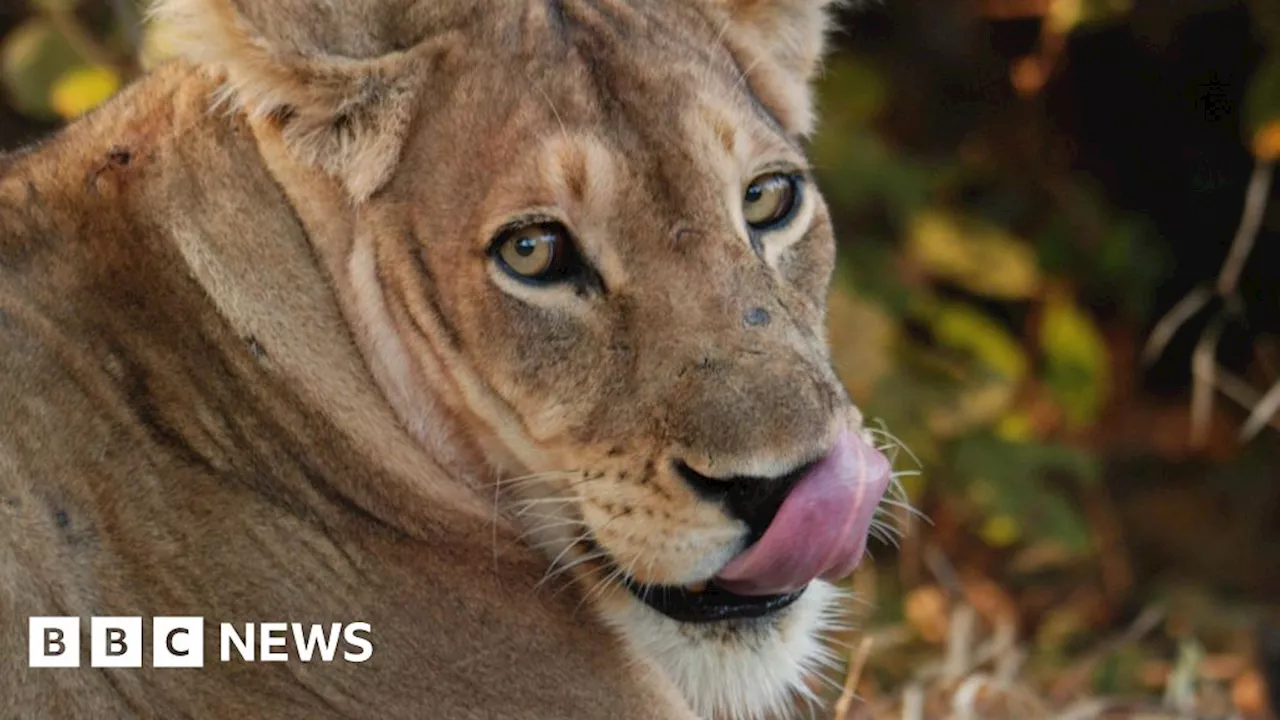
top-left (742, 172), bottom-right (800, 230)
top-left (491, 221), bottom-right (582, 283)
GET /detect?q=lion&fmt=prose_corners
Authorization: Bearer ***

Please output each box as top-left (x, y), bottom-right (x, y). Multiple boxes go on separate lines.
top-left (0, 0), bottom-right (895, 718)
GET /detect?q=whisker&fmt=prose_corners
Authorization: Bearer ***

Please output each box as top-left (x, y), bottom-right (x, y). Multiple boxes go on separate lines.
top-left (870, 518), bottom-right (904, 537)
top-left (509, 497), bottom-right (578, 516)
top-left (517, 511), bottom-right (586, 525)
top-left (538, 535), bottom-right (592, 583)
top-left (878, 498), bottom-right (931, 523)
top-left (867, 419), bottom-right (923, 469)
top-left (538, 550), bottom-right (609, 590)
top-left (496, 469), bottom-right (582, 488)
top-left (517, 518), bottom-right (587, 541)
top-left (730, 55), bottom-right (766, 94)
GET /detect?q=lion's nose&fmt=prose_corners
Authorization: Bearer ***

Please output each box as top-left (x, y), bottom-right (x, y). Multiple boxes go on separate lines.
top-left (674, 458), bottom-right (818, 542)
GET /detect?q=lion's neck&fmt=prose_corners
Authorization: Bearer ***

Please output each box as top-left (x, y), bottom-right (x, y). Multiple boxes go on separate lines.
top-left (243, 114), bottom-right (495, 494)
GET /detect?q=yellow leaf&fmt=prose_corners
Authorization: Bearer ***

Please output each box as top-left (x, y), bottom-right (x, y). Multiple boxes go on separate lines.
top-left (1047, 0), bottom-right (1083, 34)
top-left (1, 18), bottom-right (81, 119)
top-left (930, 384), bottom-right (1019, 437)
top-left (1039, 291), bottom-right (1110, 428)
top-left (980, 514), bottom-right (1021, 548)
top-left (49, 65), bottom-right (119, 120)
top-left (930, 302), bottom-right (1028, 381)
top-left (1253, 120), bottom-right (1280, 162)
top-left (907, 209), bottom-right (1043, 300)
top-left (995, 411), bottom-right (1035, 443)
top-left (1048, 0), bottom-right (1133, 34)
top-left (923, 301), bottom-right (1028, 435)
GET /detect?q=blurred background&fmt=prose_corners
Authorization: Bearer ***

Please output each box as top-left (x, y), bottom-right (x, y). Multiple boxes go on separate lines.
top-left (0, 0), bottom-right (1275, 717)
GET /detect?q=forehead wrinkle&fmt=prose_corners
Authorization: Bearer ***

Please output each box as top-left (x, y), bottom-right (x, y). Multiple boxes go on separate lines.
top-left (537, 133), bottom-right (629, 285)
top-left (538, 133), bottom-right (618, 212)
top-left (710, 78), bottom-right (809, 170)
top-left (467, 0), bottom-right (803, 253)
top-left (685, 92), bottom-right (807, 188)
top-left (552, 5), bottom-right (801, 177)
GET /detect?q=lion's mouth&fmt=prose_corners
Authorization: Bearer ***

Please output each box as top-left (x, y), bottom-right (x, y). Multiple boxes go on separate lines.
top-left (620, 575), bottom-right (806, 623)
top-left (581, 538), bottom-right (805, 623)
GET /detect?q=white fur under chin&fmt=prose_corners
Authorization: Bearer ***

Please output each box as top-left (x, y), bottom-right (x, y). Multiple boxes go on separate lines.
top-left (603, 581), bottom-right (849, 720)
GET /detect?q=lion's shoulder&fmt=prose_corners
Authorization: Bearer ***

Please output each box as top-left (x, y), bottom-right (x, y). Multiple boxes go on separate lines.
top-left (0, 62), bottom-right (231, 283)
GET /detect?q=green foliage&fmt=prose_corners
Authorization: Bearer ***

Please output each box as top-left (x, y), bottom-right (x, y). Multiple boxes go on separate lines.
top-left (2, 18), bottom-right (82, 119)
top-left (1040, 292), bottom-right (1110, 429)
top-left (0, 1), bottom-right (147, 122)
top-left (810, 10), bottom-right (1162, 562)
top-left (955, 432), bottom-right (1099, 552)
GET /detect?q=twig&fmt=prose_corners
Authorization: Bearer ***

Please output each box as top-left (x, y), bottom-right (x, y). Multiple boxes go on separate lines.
top-left (902, 683), bottom-right (925, 720)
top-left (1241, 378), bottom-right (1280, 441)
top-left (834, 636), bottom-right (876, 720)
top-left (1217, 162), bottom-right (1274, 296)
top-left (1143, 160), bottom-right (1275, 447)
top-left (1142, 287), bottom-right (1212, 366)
top-left (1055, 697), bottom-right (1111, 720)
top-left (923, 543), bottom-right (965, 598)
top-left (943, 605), bottom-right (978, 683)
top-left (1191, 363), bottom-right (1280, 436)
top-left (1189, 318), bottom-right (1224, 447)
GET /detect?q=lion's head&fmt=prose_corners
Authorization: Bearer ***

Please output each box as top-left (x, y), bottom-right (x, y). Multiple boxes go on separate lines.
top-left (158, 0), bottom-right (895, 716)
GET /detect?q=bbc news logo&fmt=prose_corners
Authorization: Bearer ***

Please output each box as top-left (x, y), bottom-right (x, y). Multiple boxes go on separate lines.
top-left (29, 617), bottom-right (373, 668)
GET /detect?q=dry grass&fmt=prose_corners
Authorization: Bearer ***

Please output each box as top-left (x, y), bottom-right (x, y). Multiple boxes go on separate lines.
top-left (807, 548), bottom-right (1275, 720)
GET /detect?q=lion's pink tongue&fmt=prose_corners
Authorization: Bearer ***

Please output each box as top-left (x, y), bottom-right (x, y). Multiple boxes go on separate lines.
top-left (714, 429), bottom-right (891, 597)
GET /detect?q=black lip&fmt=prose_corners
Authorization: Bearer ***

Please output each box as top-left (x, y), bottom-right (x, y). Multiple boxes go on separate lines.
top-left (577, 537), bottom-right (806, 623)
top-left (620, 577), bottom-right (806, 624)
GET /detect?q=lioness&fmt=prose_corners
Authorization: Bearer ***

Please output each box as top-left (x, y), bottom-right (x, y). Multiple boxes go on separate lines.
top-left (0, 0), bottom-right (894, 718)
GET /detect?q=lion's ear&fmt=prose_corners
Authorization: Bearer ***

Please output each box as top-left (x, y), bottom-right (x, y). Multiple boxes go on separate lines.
top-left (152, 0), bottom-right (455, 202)
top-left (709, 0), bottom-right (841, 136)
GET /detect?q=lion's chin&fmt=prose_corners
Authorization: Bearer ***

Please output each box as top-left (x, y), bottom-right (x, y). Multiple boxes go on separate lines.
top-left (600, 580), bottom-right (847, 720)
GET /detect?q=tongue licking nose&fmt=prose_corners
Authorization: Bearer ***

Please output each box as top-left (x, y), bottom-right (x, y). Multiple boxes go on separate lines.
top-left (714, 429), bottom-right (892, 597)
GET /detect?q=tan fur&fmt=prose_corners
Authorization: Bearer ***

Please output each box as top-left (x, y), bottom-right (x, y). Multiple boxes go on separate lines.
top-left (1, 1), bottom-right (857, 718)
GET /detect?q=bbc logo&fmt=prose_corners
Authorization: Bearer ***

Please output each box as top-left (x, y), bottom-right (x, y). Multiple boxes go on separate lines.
top-left (29, 617), bottom-right (204, 668)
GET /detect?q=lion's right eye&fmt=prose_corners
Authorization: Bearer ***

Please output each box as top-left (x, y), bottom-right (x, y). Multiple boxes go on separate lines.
top-left (491, 222), bottom-right (583, 284)
top-left (742, 172), bottom-right (800, 231)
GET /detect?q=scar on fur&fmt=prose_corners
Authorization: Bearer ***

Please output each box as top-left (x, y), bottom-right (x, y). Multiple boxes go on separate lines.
top-left (85, 146), bottom-right (133, 191)
top-left (673, 228), bottom-right (700, 247)
top-left (246, 335), bottom-right (268, 360)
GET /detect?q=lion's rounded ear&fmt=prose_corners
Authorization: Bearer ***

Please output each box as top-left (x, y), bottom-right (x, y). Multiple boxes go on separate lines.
top-left (708, 0), bottom-right (842, 136)
top-left (152, 0), bottom-right (457, 202)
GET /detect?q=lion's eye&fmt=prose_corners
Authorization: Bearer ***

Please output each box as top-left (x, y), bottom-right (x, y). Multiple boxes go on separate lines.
top-left (491, 222), bottom-right (583, 283)
top-left (742, 172), bottom-right (800, 230)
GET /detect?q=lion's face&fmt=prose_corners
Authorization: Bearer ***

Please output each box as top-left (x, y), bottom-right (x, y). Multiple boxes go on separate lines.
top-left (163, 0), bottom-right (894, 716)
top-left (367, 4), bottom-right (892, 717)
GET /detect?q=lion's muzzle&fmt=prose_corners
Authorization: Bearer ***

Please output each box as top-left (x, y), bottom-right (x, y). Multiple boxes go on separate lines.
top-left (713, 429), bottom-right (891, 596)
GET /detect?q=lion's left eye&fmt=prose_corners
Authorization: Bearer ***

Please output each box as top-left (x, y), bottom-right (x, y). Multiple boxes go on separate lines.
top-left (742, 172), bottom-right (800, 230)
top-left (491, 221), bottom-right (583, 284)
